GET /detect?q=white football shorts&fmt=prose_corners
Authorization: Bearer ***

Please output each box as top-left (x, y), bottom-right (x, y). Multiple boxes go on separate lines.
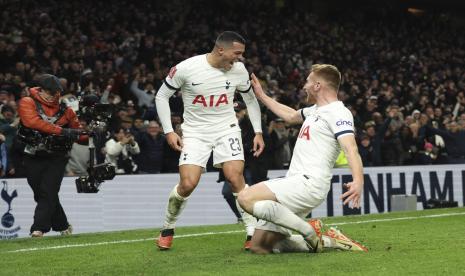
top-left (255, 174), bottom-right (327, 236)
top-left (179, 131), bottom-right (244, 168)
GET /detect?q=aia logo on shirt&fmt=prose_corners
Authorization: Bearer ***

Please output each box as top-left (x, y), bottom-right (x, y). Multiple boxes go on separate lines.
top-left (192, 93), bottom-right (229, 107)
top-left (168, 66), bottom-right (177, 79)
top-left (298, 125), bottom-right (310, 140)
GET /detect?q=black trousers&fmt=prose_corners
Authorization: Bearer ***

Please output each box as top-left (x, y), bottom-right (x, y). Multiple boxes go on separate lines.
top-left (24, 154), bottom-right (69, 233)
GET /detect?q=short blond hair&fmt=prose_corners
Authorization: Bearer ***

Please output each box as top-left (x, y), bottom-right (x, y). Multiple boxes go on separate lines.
top-left (311, 64), bottom-right (341, 91)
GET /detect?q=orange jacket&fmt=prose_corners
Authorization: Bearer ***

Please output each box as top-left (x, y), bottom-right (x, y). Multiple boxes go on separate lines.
top-left (18, 88), bottom-right (85, 141)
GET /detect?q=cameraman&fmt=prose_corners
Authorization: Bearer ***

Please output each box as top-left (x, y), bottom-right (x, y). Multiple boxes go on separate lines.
top-left (18, 74), bottom-right (86, 237)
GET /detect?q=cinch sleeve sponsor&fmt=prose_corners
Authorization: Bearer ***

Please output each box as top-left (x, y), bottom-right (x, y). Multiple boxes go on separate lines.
top-left (327, 106), bottom-right (354, 139)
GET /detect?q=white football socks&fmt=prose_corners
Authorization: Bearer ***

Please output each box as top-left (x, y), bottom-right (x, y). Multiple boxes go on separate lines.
top-left (252, 200), bottom-right (315, 239)
top-left (163, 184), bottom-right (188, 229)
top-left (233, 185), bottom-right (256, 237)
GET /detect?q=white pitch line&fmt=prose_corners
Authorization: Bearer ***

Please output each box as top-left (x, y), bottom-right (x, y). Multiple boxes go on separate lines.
top-left (5, 211), bottom-right (465, 253)
top-left (329, 211), bottom-right (465, 226)
top-left (6, 230), bottom-right (243, 253)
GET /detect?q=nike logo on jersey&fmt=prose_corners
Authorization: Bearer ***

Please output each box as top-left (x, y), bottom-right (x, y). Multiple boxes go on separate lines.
top-left (192, 82), bottom-right (202, 86)
top-left (232, 152), bottom-right (241, 156)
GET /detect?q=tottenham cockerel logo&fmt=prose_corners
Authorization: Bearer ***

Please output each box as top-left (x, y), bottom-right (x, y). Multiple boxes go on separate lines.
top-left (1, 180), bottom-right (17, 228)
top-left (0, 180), bottom-right (21, 239)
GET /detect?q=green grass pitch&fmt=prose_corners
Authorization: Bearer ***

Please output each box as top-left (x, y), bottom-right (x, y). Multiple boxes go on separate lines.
top-left (1, 207), bottom-right (465, 275)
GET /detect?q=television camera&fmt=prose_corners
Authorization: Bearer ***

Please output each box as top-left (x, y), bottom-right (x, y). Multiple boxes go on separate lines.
top-left (75, 94), bottom-right (116, 193)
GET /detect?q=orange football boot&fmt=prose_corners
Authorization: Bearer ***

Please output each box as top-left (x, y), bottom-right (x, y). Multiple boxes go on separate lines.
top-left (324, 226), bottom-right (368, 252)
top-left (157, 229), bottom-right (174, 250)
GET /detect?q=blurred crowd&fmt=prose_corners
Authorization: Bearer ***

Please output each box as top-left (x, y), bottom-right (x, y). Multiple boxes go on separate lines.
top-left (0, 0), bottom-right (464, 178)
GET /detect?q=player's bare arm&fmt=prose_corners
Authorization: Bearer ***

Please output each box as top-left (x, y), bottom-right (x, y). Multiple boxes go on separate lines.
top-left (338, 135), bottom-right (364, 208)
top-left (250, 73), bottom-right (303, 125)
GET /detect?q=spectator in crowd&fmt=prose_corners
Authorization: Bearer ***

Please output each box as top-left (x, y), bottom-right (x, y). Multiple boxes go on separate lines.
top-left (0, 90), bottom-right (10, 105)
top-left (362, 121), bottom-right (381, 166)
top-left (458, 113), bottom-right (465, 130)
top-left (398, 125), bottom-right (417, 165)
top-left (381, 123), bottom-right (404, 166)
top-left (360, 96), bottom-right (379, 123)
top-left (125, 100), bottom-right (138, 119)
top-left (6, 136), bottom-right (26, 178)
top-left (269, 118), bottom-right (291, 169)
top-left (0, 132), bottom-right (7, 177)
top-left (104, 126), bottom-right (140, 174)
top-left (0, 104), bottom-right (19, 151)
top-left (116, 116), bottom-right (134, 134)
top-left (417, 142), bottom-right (437, 165)
top-left (132, 118), bottom-right (146, 136)
top-left (135, 120), bottom-right (165, 174)
top-left (358, 134), bottom-right (374, 167)
top-left (0, 0), bottom-right (464, 171)
top-left (363, 109), bottom-right (397, 166)
top-left (421, 121), bottom-right (465, 164)
top-left (130, 72), bottom-right (156, 109)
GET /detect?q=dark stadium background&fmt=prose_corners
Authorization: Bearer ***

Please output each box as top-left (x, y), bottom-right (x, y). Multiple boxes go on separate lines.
top-left (0, 0), bottom-right (464, 178)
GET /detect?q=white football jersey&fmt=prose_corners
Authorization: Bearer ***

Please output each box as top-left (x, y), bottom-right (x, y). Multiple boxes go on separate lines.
top-left (164, 54), bottom-right (250, 137)
top-left (287, 101), bottom-right (354, 192)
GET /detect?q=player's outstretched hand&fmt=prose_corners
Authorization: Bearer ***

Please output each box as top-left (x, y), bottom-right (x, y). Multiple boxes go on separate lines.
top-left (166, 132), bottom-right (183, 151)
top-left (252, 133), bottom-right (265, 157)
top-left (341, 181), bottom-right (363, 209)
top-left (250, 73), bottom-right (266, 100)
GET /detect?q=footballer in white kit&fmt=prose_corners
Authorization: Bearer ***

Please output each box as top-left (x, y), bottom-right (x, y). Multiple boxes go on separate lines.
top-left (257, 101), bottom-right (355, 235)
top-left (238, 64), bottom-right (367, 254)
top-left (155, 31), bottom-right (264, 251)
top-left (161, 54), bottom-right (261, 167)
